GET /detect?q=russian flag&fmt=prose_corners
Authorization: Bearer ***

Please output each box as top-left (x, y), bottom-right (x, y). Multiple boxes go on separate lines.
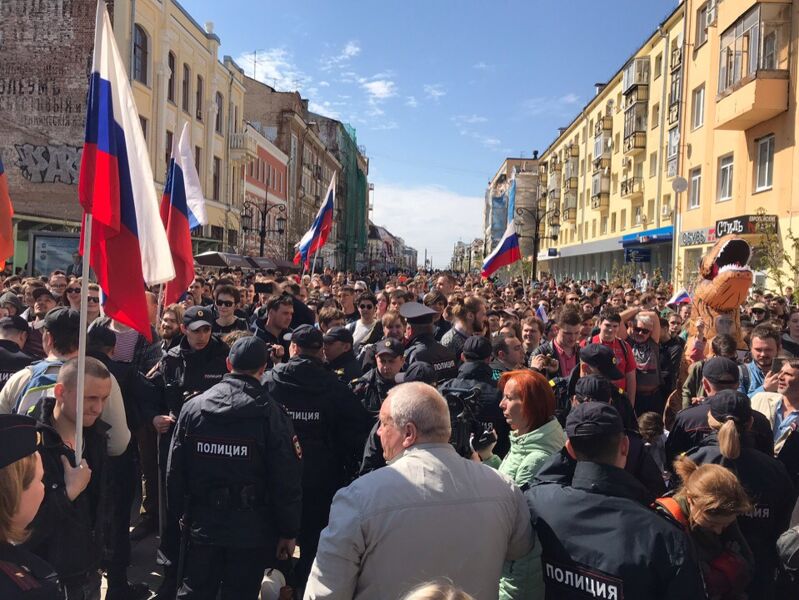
top-left (0, 158), bottom-right (14, 266)
top-left (78, 1), bottom-right (174, 340)
top-left (294, 173), bottom-right (335, 268)
top-left (668, 288), bottom-right (691, 306)
top-left (481, 223), bottom-right (521, 278)
top-left (160, 123), bottom-right (206, 306)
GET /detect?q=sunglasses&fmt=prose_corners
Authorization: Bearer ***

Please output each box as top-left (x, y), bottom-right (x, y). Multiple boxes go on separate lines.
top-left (87, 297), bottom-right (100, 303)
top-left (216, 300), bottom-right (235, 307)
top-left (633, 327), bottom-right (651, 335)
top-left (359, 304), bottom-right (374, 309)
top-left (66, 287), bottom-right (81, 294)
top-left (752, 309), bottom-right (765, 313)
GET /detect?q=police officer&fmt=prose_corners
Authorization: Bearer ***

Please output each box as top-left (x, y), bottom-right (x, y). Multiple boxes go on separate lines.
top-left (263, 324), bottom-right (369, 591)
top-left (0, 316), bottom-right (33, 392)
top-left (167, 336), bottom-right (302, 600)
top-left (400, 302), bottom-right (458, 382)
top-left (323, 326), bottom-right (361, 384)
top-left (351, 337), bottom-right (403, 416)
top-left (439, 335), bottom-right (510, 457)
top-left (148, 305), bottom-right (229, 599)
top-left (0, 414), bottom-right (60, 599)
top-left (526, 402), bottom-right (705, 598)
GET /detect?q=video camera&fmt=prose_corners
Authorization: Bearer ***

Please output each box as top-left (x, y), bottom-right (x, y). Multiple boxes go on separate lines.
top-left (441, 387), bottom-right (496, 458)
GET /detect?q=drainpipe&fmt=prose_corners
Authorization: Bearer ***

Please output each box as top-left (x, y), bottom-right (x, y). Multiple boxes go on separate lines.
top-left (672, 8), bottom-right (690, 286)
top-left (655, 24), bottom-right (670, 278)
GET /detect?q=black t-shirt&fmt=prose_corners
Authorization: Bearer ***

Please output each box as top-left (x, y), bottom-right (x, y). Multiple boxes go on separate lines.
top-left (212, 317), bottom-right (249, 335)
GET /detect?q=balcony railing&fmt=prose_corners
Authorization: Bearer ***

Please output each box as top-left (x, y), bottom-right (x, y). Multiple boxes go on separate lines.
top-left (623, 131), bottom-right (647, 155)
top-left (671, 46), bottom-right (682, 72)
top-left (594, 116), bottom-right (613, 136)
top-left (622, 57), bottom-right (650, 93)
top-left (620, 177), bottom-right (644, 199)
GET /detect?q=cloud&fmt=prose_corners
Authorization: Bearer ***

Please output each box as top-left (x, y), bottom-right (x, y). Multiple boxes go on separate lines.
top-left (370, 121), bottom-right (399, 131)
top-left (450, 115), bottom-right (497, 149)
top-left (371, 183), bottom-right (484, 264)
top-left (319, 81), bottom-right (330, 87)
top-left (452, 114), bottom-right (488, 125)
top-left (308, 100), bottom-right (341, 120)
top-left (520, 93), bottom-right (581, 118)
top-left (237, 49), bottom-right (311, 92)
top-left (362, 79), bottom-right (397, 101)
top-left (342, 41), bottom-right (361, 59)
top-left (406, 96), bottom-right (418, 108)
top-left (560, 93), bottom-right (580, 104)
top-left (321, 40), bottom-right (361, 71)
top-left (424, 83), bottom-right (446, 101)
top-left (473, 61), bottom-right (493, 71)
top-left (480, 137), bottom-right (501, 149)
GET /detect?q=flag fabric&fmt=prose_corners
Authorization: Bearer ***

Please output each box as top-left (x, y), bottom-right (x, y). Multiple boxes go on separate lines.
top-left (481, 223), bottom-right (521, 278)
top-left (506, 168), bottom-right (517, 225)
top-left (160, 123), bottom-right (206, 305)
top-left (0, 158), bottom-right (14, 265)
top-left (668, 289), bottom-right (691, 306)
top-left (78, 1), bottom-right (174, 340)
top-left (293, 174), bottom-right (335, 268)
top-left (535, 303), bottom-right (549, 324)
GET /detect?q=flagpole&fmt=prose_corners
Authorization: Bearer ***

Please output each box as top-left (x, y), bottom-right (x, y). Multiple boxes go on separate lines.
top-left (74, 214), bottom-right (92, 464)
top-left (310, 244), bottom-right (321, 276)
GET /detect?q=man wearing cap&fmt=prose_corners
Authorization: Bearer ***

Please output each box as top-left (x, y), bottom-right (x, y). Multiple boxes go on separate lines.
top-left (351, 337), bottom-right (403, 417)
top-left (147, 305), bottom-right (229, 598)
top-left (400, 302), bottom-right (458, 382)
top-left (22, 287), bottom-right (57, 358)
top-left (666, 356), bottom-right (775, 469)
top-left (0, 316), bottom-right (32, 391)
top-left (166, 336), bottom-right (302, 599)
top-left (263, 324), bottom-right (369, 592)
top-left (439, 335), bottom-right (510, 457)
top-left (525, 402), bottom-right (705, 598)
top-left (324, 326), bottom-right (361, 384)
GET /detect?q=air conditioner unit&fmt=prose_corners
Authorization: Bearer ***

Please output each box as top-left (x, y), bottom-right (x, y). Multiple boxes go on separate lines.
top-left (661, 204), bottom-right (672, 217)
top-left (707, 0), bottom-right (718, 26)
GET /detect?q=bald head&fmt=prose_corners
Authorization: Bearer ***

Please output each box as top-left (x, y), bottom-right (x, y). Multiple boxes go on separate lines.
top-left (388, 382), bottom-right (451, 443)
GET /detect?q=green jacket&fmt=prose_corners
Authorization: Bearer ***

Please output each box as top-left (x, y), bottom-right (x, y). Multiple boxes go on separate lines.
top-left (488, 417), bottom-right (565, 600)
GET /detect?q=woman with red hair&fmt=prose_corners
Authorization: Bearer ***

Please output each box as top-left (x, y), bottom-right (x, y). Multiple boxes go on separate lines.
top-left (481, 369), bottom-right (565, 600)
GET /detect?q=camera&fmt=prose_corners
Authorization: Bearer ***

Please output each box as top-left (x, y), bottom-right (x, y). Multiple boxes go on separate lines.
top-left (441, 387), bottom-right (490, 458)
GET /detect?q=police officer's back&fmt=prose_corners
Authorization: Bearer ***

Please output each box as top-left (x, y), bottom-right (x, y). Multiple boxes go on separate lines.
top-left (322, 327), bottom-right (361, 384)
top-left (400, 302), bottom-right (457, 382)
top-left (0, 317), bottom-right (33, 392)
top-left (167, 337), bottom-right (302, 599)
top-left (526, 403), bottom-right (705, 599)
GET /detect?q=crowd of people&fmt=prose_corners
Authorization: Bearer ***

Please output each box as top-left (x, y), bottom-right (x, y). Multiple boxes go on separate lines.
top-left (0, 265), bottom-right (798, 599)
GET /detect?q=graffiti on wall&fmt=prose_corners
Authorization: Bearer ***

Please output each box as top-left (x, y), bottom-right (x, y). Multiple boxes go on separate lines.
top-left (14, 143), bottom-right (82, 184)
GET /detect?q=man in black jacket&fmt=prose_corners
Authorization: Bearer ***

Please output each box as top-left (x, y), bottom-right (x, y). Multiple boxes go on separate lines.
top-left (0, 316), bottom-right (32, 391)
top-left (263, 324), bottom-right (369, 592)
top-left (350, 337), bottom-right (403, 416)
top-left (400, 302), bottom-right (457, 381)
top-left (24, 357), bottom-right (112, 599)
top-left (323, 326), bottom-right (361, 384)
top-left (167, 336), bottom-right (302, 599)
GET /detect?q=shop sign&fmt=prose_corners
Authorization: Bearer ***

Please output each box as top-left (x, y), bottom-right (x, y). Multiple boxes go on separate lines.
top-left (679, 227), bottom-right (716, 247)
top-left (715, 214), bottom-right (777, 238)
top-left (624, 248), bottom-right (651, 263)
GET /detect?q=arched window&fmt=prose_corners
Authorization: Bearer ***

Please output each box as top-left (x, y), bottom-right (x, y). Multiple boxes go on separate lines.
top-left (132, 24), bottom-right (148, 84)
top-left (182, 64), bottom-right (190, 112)
top-left (215, 92), bottom-right (224, 134)
top-left (167, 52), bottom-right (176, 102)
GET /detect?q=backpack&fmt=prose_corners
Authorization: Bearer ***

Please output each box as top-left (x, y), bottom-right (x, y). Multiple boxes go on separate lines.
top-left (14, 359), bottom-right (63, 415)
top-left (654, 496), bottom-right (689, 528)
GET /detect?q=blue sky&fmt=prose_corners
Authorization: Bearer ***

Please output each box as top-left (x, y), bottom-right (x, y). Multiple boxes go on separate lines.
top-left (185, 0), bottom-right (678, 265)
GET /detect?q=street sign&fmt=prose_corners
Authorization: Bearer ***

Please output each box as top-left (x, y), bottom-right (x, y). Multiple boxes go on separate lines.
top-left (672, 177), bottom-right (688, 193)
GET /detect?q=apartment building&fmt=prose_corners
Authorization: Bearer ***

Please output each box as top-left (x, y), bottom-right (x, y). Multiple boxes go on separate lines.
top-left (483, 157), bottom-right (540, 256)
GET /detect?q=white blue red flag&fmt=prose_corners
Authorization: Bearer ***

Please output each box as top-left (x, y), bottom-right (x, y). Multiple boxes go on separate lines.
top-left (481, 223), bottom-right (521, 278)
top-left (0, 158), bottom-right (14, 266)
top-left (294, 173), bottom-right (335, 268)
top-left (160, 123), bottom-right (206, 305)
top-left (78, 1), bottom-right (174, 340)
top-left (668, 288), bottom-right (691, 306)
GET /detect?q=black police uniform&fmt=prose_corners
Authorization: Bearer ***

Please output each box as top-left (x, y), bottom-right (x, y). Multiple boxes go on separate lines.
top-left (404, 333), bottom-right (457, 381)
top-left (687, 434), bottom-right (797, 598)
top-left (0, 339), bottom-right (33, 392)
top-left (350, 367), bottom-right (396, 415)
top-left (167, 373), bottom-right (302, 599)
top-left (327, 350), bottom-right (362, 385)
top-left (433, 317), bottom-right (452, 341)
top-left (439, 360), bottom-right (511, 457)
top-left (263, 354), bottom-right (370, 588)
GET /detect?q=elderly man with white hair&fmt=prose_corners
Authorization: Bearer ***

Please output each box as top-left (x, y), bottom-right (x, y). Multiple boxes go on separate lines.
top-left (303, 382), bottom-right (533, 600)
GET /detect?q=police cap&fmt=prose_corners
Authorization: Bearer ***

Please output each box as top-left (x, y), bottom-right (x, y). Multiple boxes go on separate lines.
top-left (462, 335), bottom-right (492, 361)
top-left (565, 402), bottom-right (623, 439)
top-left (702, 356), bottom-right (739, 385)
top-left (399, 301), bottom-right (437, 325)
top-left (31, 287), bottom-right (56, 302)
top-left (395, 361), bottom-right (437, 384)
top-left (323, 326), bottom-right (353, 345)
top-left (375, 337), bottom-right (404, 358)
top-left (580, 343), bottom-right (623, 380)
top-left (229, 336), bottom-right (269, 371)
top-left (709, 389), bottom-right (752, 424)
top-left (283, 324), bottom-right (323, 349)
top-left (183, 306), bottom-right (213, 331)
top-left (35, 307), bottom-right (80, 337)
top-left (574, 375), bottom-right (613, 404)
top-left (0, 414), bottom-right (38, 468)
top-left (0, 315), bottom-right (29, 333)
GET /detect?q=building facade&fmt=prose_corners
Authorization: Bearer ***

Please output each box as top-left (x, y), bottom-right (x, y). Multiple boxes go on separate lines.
top-left (483, 157), bottom-right (539, 256)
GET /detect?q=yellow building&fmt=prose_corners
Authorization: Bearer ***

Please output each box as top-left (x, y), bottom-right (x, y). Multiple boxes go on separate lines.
top-left (535, 5), bottom-right (685, 282)
top-left (677, 0), bottom-right (795, 288)
top-left (113, 0), bottom-right (248, 252)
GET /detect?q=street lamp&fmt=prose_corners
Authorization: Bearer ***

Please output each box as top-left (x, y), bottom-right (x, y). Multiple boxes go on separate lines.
top-left (516, 206), bottom-right (560, 283)
top-left (241, 201), bottom-right (287, 258)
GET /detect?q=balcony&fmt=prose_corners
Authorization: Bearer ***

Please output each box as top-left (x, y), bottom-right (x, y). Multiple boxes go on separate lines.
top-left (620, 177), bottom-right (644, 200)
top-left (563, 158), bottom-right (578, 190)
top-left (715, 74), bottom-right (789, 130)
top-left (624, 85), bottom-right (649, 109)
top-left (567, 143), bottom-right (579, 158)
top-left (550, 159), bottom-right (562, 172)
top-left (590, 173), bottom-right (610, 212)
top-left (547, 172), bottom-right (559, 192)
top-left (622, 57), bottom-right (650, 94)
top-left (562, 195), bottom-right (577, 223)
top-left (538, 164), bottom-right (548, 178)
top-left (229, 131), bottom-right (258, 164)
top-left (668, 103), bottom-right (680, 126)
top-left (670, 46), bottom-right (682, 72)
top-left (623, 131), bottom-right (647, 155)
top-left (594, 116), bottom-right (613, 136)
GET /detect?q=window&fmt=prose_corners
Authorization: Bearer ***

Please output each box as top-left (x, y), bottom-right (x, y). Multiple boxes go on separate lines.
top-left (132, 25), bottom-right (148, 84)
top-left (228, 229), bottom-right (238, 247)
top-left (667, 127), bottom-right (679, 159)
top-left (215, 92), bottom-right (224, 134)
top-left (182, 64), bottom-right (191, 113)
top-left (756, 135), bottom-right (775, 191)
top-left (212, 157), bottom-right (221, 201)
top-left (691, 85), bottom-right (705, 129)
top-left (669, 72), bottom-right (681, 107)
top-left (717, 155), bottom-right (734, 201)
top-left (623, 103), bottom-right (647, 137)
top-left (651, 103), bottom-right (660, 129)
top-left (195, 146), bottom-right (201, 175)
top-left (165, 130), bottom-right (173, 172)
top-left (654, 53), bottom-right (663, 79)
top-left (196, 76), bottom-right (204, 121)
top-left (689, 167), bottom-right (701, 209)
top-left (139, 115), bottom-right (147, 141)
top-left (649, 152), bottom-right (657, 178)
top-left (620, 209), bottom-right (627, 231)
top-left (696, 3), bottom-right (709, 47)
top-left (600, 216), bottom-right (608, 235)
top-left (167, 52), bottom-right (176, 102)
top-left (647, 199), bottom-right (655, 222)
top-left (611, 212), bottom-right (617, 233)
top-left (614, 133), bottom-right (620, 154)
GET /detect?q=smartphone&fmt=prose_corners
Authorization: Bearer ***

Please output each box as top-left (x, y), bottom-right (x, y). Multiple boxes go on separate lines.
top-left (254, 282), bottom-right (275, 295)
top-left (771, 357), bottom-right (786, 374)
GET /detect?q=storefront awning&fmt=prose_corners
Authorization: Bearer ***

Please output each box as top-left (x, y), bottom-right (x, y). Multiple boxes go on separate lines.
top-left (194, 252), bottom-right (253, 268)
top-left (557, 237), bottom-right (623, 258)
top-left (621, 225), bottom-right (673, 247)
